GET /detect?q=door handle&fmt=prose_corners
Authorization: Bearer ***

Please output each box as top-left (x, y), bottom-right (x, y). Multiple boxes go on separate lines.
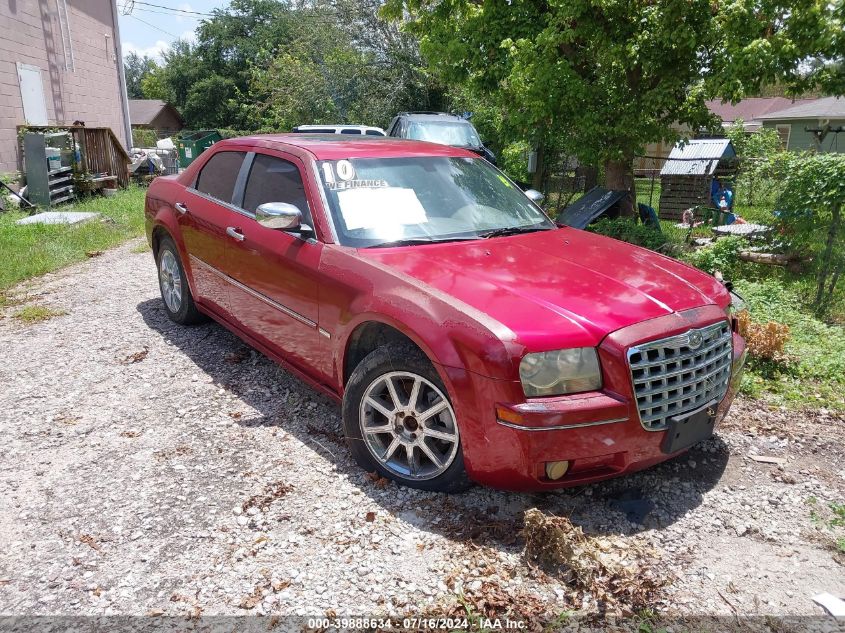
top-left (174, 202), bottom-right (188, 215)
top-left (226, 226), bottom-right (245, 242)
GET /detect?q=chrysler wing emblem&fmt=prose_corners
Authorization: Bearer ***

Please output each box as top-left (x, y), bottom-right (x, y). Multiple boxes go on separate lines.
top-left (687, 330), bottom-right (704, 350)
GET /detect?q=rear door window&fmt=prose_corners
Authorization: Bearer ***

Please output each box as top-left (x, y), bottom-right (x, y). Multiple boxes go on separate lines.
top-left (241, 153), bottom-right (312, 225)
top-left (195, 151), bottom-right (246, 204)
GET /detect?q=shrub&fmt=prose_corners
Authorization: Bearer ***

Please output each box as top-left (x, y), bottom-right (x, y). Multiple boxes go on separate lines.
top-left (736, 309), bottom-right (790, 361)
top-left (500, 141), bottom-right (531, 185)
top-left (725, 122), bottom-right (784, 208)
top-left (586, 217), bottom-right (667, 251)
top-left (682, 236), bottom-right (744, 280)
top-left (131, 128), bottom-right (158, 148)
top-left (216, 128), bottom-right (281, 139)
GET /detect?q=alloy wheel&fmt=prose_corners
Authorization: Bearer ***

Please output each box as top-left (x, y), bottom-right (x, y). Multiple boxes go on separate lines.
top-left (359, 371), bottom-right (460, 481)
top-left (159, 250), bottom-right (183, 313)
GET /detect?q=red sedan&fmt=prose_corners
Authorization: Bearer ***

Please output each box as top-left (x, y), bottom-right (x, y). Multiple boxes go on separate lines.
top-left (144, 135), bottom-right (746, 492)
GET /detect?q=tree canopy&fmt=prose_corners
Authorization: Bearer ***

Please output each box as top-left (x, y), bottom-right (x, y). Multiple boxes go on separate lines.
top-left (123, 52), bottom-right (158, 100)
top-left (137, 0), bottom-right (442, 130)
top-left (383, 0), bottom-right (844, 211)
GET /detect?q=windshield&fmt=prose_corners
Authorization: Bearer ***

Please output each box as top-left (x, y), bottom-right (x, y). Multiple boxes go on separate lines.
top-left (406, 121), bottom-right (481, 148)
top-left (317, 156), bottom-right (554, 247)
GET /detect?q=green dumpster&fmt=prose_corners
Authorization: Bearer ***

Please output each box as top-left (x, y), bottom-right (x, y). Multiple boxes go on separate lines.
top-left (176, 130), bottom-right (222, 168)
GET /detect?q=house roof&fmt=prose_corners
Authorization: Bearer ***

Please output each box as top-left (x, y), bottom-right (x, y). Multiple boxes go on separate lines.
top-left (705, 97), bottom-right (815, 124)
top-left (660, 139), bottom-right (736, 176)
top-left (756, 96), bottom-right (845, 121)
top-left (128, 99), bottom-right (183, 127)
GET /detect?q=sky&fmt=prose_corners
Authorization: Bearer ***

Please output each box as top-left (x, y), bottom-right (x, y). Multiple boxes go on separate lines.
top-left (118, 0), bottom-right (229, 60)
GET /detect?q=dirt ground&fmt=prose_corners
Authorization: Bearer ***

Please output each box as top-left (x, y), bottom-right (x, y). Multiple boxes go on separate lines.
top-left (0, 240), bottom-right (843, 624)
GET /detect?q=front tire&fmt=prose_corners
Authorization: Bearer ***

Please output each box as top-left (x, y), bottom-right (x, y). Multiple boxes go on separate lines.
top-left (156, 236), bottom-right (206, 325)
top-left (342, 343), bottom-right (471, 493)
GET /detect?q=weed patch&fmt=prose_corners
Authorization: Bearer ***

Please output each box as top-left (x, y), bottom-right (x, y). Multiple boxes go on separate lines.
top-left (13, 305), bottom-right (66, 323)
top-left (734, 278), bottom-right (845, 408)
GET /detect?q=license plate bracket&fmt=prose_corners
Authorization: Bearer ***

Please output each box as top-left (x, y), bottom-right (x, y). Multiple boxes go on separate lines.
top-left (661, 402), bottom-right (717, 454)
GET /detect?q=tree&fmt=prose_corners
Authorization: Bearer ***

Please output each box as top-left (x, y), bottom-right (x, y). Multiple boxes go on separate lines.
top-left (123, 52), bottom-right (158, 100)
top-left (143, 0), bottom-right (441, 130)
top-left (139, 40), bottom-right (204, 108)
top-left (183, 75), bottom-right (241, 129)
top-left (770, 153), bottom-right (845, 312)
top-left (725, 119), bottom-right (784, 205)
top-left (383, 0), bottom-right (844, 214)
top-left (725, 121), bottom-right (783, 161)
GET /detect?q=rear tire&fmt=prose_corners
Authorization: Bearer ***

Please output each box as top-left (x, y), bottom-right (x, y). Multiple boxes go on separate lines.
top-left (343, 343), bottom-right (471, 493)
top-left (156, 235), bottom-right (206, 325)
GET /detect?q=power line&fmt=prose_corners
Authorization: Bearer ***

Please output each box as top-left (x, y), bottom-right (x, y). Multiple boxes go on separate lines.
top-left (132, 0), bottom-right (217, 16)
top-left (130, 0), bottom-right (340, 19)
top-left (128, 13), bottom-right (180, 38)
top-left (133, 6), bottom-right (208, 18)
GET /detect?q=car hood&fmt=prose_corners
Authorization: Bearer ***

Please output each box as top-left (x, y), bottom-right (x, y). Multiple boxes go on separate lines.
top-left (358, 227), bottom-right (729, 350)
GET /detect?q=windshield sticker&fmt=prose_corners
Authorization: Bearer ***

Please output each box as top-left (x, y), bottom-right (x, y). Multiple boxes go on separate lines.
top-left (326, 178), bottom-right (388, 190)
top-left (336, 159), bottom-right (355, 181)
top-left (337, 187), bottom-right (427, 230)
top-left (322, 161), bottom-right (386, 190)
top-left (497, 174), bottom-right (513, 188)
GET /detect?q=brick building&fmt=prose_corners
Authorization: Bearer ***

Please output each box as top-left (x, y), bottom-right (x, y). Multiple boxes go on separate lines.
top-left (0, 0), bottom-right (131, 174)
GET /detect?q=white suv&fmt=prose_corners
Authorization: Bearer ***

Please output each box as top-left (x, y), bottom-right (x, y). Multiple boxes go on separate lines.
top-left (291, 125), bottom-right (386, 136)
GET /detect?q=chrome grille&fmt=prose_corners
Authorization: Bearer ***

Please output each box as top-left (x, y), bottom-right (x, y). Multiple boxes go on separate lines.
top-left (627, 321), bottom-right (732, 431)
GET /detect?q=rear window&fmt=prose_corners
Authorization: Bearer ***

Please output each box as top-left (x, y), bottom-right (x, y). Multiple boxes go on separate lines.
top-left (406, 121), bottom-right (480, 148)
top-left (195, 151), bottom-right (245, 203)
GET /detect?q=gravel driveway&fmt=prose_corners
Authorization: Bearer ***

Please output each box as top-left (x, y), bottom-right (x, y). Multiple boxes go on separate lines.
top-left (1, 240), bottom-right (843, 622)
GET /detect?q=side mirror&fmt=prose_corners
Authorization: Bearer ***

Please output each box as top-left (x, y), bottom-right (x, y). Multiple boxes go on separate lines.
top-left (524, 189), bottom-right (545, 204)
top-left (256, 202), bottom-right (303, 230)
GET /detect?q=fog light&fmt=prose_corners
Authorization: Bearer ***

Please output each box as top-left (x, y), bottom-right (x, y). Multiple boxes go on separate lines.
top-left (545, 460), bottom-right (570, 481)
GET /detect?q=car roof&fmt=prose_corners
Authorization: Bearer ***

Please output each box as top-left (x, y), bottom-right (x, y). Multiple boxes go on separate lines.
top-left (216, 134), bottom-right (478, 160)
top-left (397, 112), bottom-right (470, 123)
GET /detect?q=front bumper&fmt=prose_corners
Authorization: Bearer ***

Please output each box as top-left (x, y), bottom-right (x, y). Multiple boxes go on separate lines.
top-left (445, 305), bottom-right (746, 491)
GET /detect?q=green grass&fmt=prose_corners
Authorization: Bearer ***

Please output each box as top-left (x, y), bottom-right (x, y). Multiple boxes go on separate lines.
top-left (0, 186), bottom-right (146, 293)
top-left (730, 276), bottom-right (845, 408)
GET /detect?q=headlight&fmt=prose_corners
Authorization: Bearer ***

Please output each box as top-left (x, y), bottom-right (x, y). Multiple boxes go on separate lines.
top-left (519, 348), bottom-right (602, 397)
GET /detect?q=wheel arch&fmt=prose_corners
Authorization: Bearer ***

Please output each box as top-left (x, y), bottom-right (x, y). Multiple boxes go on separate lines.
top-left (150, 224), bottom-right (170, 258)
top-left (342, 320), bottom-right (431, 387)
top-left (149, 220), bottom-right (198, 299)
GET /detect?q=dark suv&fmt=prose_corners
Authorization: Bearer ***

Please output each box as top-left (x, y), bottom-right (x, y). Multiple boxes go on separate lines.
top-left (386, 112), bottom-right (496, 165)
